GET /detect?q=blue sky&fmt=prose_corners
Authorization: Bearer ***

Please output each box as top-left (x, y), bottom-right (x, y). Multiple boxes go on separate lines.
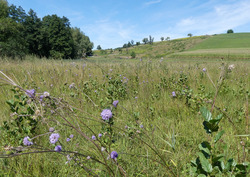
top-left (7, 0), bottom-right (250, 49)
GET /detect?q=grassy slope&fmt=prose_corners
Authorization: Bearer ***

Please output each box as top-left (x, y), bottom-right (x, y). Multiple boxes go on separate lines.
top-left (172, 33), bottom-right (250, 59)
top-left (94, 33), bottom-right (250, 60)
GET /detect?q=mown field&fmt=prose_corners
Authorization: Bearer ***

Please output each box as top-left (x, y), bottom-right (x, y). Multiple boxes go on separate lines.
top-left (0, 56), bottom-right (249, 176)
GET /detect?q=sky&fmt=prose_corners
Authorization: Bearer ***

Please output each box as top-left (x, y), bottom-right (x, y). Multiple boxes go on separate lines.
top-left (7, 0), bottom-right (250, 49)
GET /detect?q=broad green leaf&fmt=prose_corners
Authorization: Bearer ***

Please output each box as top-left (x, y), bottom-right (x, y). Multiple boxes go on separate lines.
top-left (197, 174), bottom-right (206, 177)
top-left (200, 107), bottom-right (212, 121)
top-left (203, 121), bottom-right (219, 134)
top-left (214, 130), bottom-right (225, 143)
top-left (199, 141), bottom-right (211, 157)
top-left (215, 114), bottom-right (223, 121)
top-left (198, 152), bottom-right (213, 173)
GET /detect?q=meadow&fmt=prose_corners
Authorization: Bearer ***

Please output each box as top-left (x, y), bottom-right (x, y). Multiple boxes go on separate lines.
top-left (0, 56), bottom-right (249, 176)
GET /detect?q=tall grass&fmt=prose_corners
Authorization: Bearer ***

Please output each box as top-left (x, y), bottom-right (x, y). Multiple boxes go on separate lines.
top-left (0, 57), bottom-right (249, 176)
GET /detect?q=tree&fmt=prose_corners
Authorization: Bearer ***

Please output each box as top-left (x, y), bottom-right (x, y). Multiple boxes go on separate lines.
top-left (23, 9), bottom-right (42, 56)
top-left (227, 29), bottom-right (234, 33)
top-left (127, 41), bottom-right (132, 47)
top-left (142, 38), bottom-right (148, 44)
top-left (136, 41), bottom-right (140, 46)
top-left (131, 40), bottom-right (134, 45)
top-left (40, 15), bottom-right (74, 59)
top-left (149, 35), bottom-right (154, 45)
top-left (187, 33), bottom-right (193, 37)
top-left (0, 0), bottom-right (27, 58)
top-left (130, 51), bottom-right (136, 58)
top-left (71, 27), bottom-right (93, 58)
top-left (160, 37), bottom-right (164, 41)
top-left (165, 37), bottom-right (170, 41)
top-left (97, 45), bottom-right (102, 50)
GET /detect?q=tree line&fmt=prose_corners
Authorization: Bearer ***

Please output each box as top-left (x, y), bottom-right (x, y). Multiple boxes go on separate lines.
top-left (0, 0), bottom-right (93, 59)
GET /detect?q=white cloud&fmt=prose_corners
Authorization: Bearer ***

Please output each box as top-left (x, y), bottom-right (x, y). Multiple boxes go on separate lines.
top-left (82, 20), bottom-right (136, 49)
top-left (175, 0), bottom-right (250, 35)
top-left (144, 0), bottom-right (162, 6)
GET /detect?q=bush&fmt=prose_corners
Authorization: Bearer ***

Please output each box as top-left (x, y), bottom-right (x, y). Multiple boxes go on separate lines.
top-left (227, 29), bottom-right (234, 33)
top-left (130, 51), bottom-right (136, 58)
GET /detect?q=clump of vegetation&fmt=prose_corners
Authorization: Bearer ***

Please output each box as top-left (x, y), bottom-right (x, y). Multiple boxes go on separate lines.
top-left (0, 58), bottom-right (248, 176)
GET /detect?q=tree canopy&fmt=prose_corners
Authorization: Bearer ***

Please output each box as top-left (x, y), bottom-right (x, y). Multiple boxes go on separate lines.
top-left (0, 0), bottom-right (93, 59)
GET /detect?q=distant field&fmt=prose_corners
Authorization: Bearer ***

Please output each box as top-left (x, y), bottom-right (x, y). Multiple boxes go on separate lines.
top-left (189, 33), bottom-right (250, 50)
top-left (171, 33), bottom-right (250, 59)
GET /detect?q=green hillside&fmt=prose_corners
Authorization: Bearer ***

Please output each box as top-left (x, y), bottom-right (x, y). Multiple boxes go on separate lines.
top-left (94, 33), bottom-right (250, 60)
top-left (189, 33), bottom-right (250, 50)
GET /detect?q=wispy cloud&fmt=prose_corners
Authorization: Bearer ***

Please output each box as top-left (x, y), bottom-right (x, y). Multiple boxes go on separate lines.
top-left (144, 0), bottom-right (162, 6)
top-left (82, 20), bottom-right (136, 49)
top-left (175, 0), bottom-right (250, 35)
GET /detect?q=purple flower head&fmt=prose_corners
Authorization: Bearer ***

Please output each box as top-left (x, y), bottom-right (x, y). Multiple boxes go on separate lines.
top-left (55, 145), bottom-right (62, 152)
top-left (92, 135), bottom-right (96, 140)
top-left (101, 109), bottom-right (113, 121)
top-left (125, 125), bottom-right (128, 129)
top-left (69, 134), bottom-right (74, 138)
top-left (98, 133), bottom-right (102, 138)
top-left (66, 138), bottom-right (70, 142)
top-left (26, 89), bottom-right (36, 98)
top-left (50, 133), bottom-right (60, 144)
top-left (140, 124), bottom-right (144, 129)
top-left (202, 68), bottom-right (206, 72)
top-left (23, 136), bottom-right (33, 146)
top-left (49, 127), bottom-right (55, 132)
top-left (43, 91), bottom-right (50, 97)
top-left (172, 91), bottom-right (176, 97)
top-left (110, 151), bottom-right (118, 159)
top-left (112, 100), bottom-right (119, 108)
top-left (39, 95), bottom-right (44, 102)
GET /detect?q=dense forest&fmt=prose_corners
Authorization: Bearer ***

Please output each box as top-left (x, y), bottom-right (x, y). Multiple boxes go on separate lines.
top-left (0, 0), bottom-right (93, 59)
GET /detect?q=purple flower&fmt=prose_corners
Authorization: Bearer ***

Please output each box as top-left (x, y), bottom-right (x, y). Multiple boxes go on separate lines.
top-left (110, 151), bottom-right (118, 159)
top-left (172, 91), bottom-right (176, 97)
top-left (43, 91), bottom-right (50, 97)
top-left (98, 133), bottom-right (102, 138)
top-left (25, 89), bottom-right (36, 98)
top-left (125, 125), bottom-right (128, 129)
top-left (202, 68), bottom-right (206, 72)
top-left (69, 134), bottom-right (74, 138)
top-left (112, 100), bottom-right (119, 107)
top-left (55, 145), bottom-right (62, 152)
top-left (50, 133), bottom-right (60, 144)
top-left (49, 127), bottom-right (55, 132)
top-left (101, 109), bottom-right (113, 121)
top-left (23, 136), bottom-right (33, 146)
top-left (92, 135), bottom-right (96, 140)
top-left (39, 95), bottom-right (44, 102)
top-left (140, 124), bottom-right (144, 129)
top-left (66, 138), bottom-right (70, 142)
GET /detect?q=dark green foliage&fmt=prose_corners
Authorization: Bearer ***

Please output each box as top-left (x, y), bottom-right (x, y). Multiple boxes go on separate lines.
top-left (71, 27), bottom-right (93, 58)
top-left (227, 29), bottom-right (234, 33)
top-left (97, 45), bottom-right (102, 50)
top-left (189, 107), bottom-right (248, 176)
top-left (130, 51), bottom-right (136, 58)
top-left (0, 0), bottom-right (93, 59)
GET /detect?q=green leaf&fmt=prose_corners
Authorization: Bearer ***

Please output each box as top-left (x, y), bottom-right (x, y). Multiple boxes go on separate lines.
top-left (225, 158), bottom-right (236, 171)
top-left (214, 130), bottom-right (225, 143)
top-left (198, 152), bottom-right (213, 173)
top-left (200, 107), bottom-right (212, 121)
top-left (197, 174), bottom-right (206, 177)
top-left (199, 141), bottom-right (211, 157)
top-left (215, 114), bottom-right (223, 121)
top-left (203, 121), bottom-right (219, 134)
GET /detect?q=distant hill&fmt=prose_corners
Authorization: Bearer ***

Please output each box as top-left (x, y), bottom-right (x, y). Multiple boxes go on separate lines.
top-left (93, 33), bottom-right (250, 60)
